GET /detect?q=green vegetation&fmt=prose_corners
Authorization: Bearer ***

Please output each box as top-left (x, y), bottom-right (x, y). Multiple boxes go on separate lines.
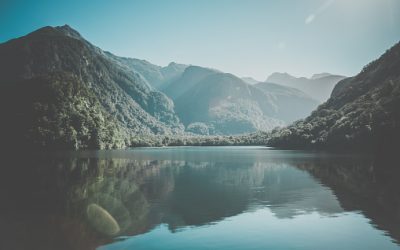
top-left (0, 73), bottom-right (129, 149)
top-left (130, 132), bottom-right (269, 147)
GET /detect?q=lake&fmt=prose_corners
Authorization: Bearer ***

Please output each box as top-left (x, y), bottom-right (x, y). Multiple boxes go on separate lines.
top-left (0, 146), bottom-right (399, 250)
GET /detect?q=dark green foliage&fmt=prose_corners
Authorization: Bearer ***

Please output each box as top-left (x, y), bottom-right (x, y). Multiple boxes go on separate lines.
top-left (0, 73), bottom-right (128, 149)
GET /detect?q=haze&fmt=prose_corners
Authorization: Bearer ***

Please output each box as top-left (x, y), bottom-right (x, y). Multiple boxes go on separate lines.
top-left (1, 0), bottom-right (399, 80)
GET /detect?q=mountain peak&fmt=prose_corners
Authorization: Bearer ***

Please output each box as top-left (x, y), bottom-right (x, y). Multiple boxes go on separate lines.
top-left (54, 24), bottom-right (82, 39)
top-left (168, 62), bottom-right (178, 67)
top-left (184, 65), bottom-right (217, 74)
top-left (266, 72), bottom-right (296, 82)
top-left (165, 62), bottom-right (187, 70)
top-left (265, 71), bottom-right (346, 102)
top-left (43, 25), bottom-right (83, 41)
top-left (24, 25), bottom-right (83, 41)
top-left (311, 73), bottom-right (332, 79)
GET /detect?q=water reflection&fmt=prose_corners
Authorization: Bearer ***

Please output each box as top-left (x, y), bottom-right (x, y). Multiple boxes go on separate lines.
top-left (0, 147), bottom-right (399, 249)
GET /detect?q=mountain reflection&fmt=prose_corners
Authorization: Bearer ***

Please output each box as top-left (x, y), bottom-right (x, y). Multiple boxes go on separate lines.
top-left (296, 155), bottom-right (400, 243)
top-left (0, 148), bottom-right (398, 250)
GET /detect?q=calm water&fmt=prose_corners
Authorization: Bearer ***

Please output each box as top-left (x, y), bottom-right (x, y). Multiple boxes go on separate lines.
top-left (0, 146), bottom-right (399, 250)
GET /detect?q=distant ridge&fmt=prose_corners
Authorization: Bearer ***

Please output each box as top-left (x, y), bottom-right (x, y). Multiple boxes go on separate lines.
top-left (266, 72), bottom-right (346, 102)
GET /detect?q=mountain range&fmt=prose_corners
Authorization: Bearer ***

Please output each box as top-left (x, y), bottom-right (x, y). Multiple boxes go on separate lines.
top-left (266, 72), bottom-right (346, 102)
top-left (2, 25), bottom-right (392, 151)
top-left (0, 25), bottom-right (329, 148)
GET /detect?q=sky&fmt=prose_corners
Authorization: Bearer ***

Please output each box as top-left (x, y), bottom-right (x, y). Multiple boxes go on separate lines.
top-left (1, 0), bottom-right (399, 80)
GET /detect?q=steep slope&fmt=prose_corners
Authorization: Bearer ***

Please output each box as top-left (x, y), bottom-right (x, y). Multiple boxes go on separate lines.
top-left (0, 25), bottom-right (183, 149)
top-left (161, 62), bottom-right (188, 84)
top-left (254, 82), bottom-right (320, 122)
top-left (266, 72), bottom-right (346, 102)
top-left (162, 66), bottom-right (220, 100)
top-left (241, 77), bottom-right (260, 85)
top-left (0, 73), bottom-right (128, 149)
top-left (268, 41), bottom-right (400, 152)
top-left (105, 53), bottom-right (188, 89)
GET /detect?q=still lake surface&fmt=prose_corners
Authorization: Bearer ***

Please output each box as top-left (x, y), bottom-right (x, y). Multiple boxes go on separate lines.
top-left (0, 146), bottom-right (399, 250)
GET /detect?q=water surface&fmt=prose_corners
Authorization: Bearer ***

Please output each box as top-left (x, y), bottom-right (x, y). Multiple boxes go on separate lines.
top-left (0, 147), bottom-right (399, 250)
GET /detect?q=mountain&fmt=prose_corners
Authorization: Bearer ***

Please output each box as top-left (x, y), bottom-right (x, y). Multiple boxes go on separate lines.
top-left (163, 66), bottom-right (220, 99)
top-left (0, 25), bottom-right (183, 150)
top-left (169, 67), bottom-right (284, 135)
top-left (254, 82), bottom-right (320, 123)
top-left (266, 72), bottom-right (346, 102)
top-left (163, 66), bottom-right (319, 135)
top-left (310, 72), bottom-right (332, 80)
top-left (241, 77), bottom-right (260, 85)
top-left (105, 53), bottom-right (188, 89)
top-left (268, 41), bottom-right (400, 152)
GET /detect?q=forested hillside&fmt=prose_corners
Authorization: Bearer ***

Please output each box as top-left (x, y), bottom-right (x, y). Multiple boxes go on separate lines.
top-left (268, 41), bottom-right (400, 152)
top-left (0, 25), bottom-right (183, 149)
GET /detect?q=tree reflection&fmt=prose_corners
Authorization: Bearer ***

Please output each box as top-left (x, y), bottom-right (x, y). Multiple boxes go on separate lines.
top-left (296, 154), bottom-right (400, 244)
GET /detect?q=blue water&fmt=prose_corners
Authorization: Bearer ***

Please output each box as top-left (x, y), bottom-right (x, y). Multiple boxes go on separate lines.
top-left (1, 147), bottom-right (399, 250)
top-left (102, 212), bottom-right (394, 250)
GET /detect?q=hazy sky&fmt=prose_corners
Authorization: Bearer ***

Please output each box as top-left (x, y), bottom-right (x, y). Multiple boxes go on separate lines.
top-left (1, 0), bottom-right (399, 80)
